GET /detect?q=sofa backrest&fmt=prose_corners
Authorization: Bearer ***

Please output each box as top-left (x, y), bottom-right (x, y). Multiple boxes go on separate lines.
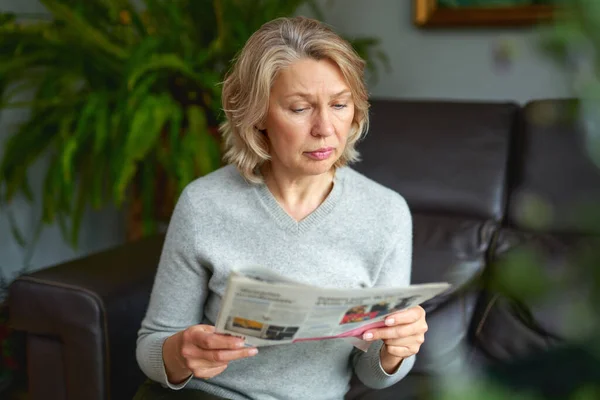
top-left (506, 99), bottom-right (600, 235)
top-left (355, 99), bottom-right (519, 222)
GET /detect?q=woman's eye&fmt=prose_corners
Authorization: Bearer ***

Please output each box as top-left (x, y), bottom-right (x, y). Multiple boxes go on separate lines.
top-left (292, 108), bottom-right (307, 113)
top-left (333, 104), bottom-right (347, 110)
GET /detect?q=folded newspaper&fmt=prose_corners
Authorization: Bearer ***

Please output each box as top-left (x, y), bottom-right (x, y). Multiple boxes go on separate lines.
top-left (215, 267), bottom-right (451, 351)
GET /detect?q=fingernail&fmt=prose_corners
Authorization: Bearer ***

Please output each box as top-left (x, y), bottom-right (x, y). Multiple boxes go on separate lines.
top-left (385, 318), bottom-right (395, 326)
top-left (363, 332), bottom-right (373, 340)
top-left (248, 348), bottom-right (258, 356)
top-left (236, 341), bottom-right (246, 348)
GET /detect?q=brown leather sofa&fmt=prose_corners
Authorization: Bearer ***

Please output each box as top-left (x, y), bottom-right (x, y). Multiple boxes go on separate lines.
top-left (8, 99), bottom-right (600, 400)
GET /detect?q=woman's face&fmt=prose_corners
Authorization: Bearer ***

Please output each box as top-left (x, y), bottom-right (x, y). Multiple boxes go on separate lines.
top-left (259, 58), bottom-right (355, 180)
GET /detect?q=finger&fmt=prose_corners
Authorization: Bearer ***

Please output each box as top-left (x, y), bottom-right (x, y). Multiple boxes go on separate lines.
top-left (191, 363), bottom-right (228, 379)
top-left (186, 326), bottom-right (246, 350)
top-left (382, 343), bottom-right (419, 359)
top-left (382, 306), bottom-right (425, 326)
top-left (363, 321), bottom-right (427, 341)
top-left (201, 347), bottom-right (259, 363)
top-left (181, 342), bottom-right (234, 367)
top-left (186, 357), bottom-right (228, 370)
top-left (383, 333), bottom-right (425, 348)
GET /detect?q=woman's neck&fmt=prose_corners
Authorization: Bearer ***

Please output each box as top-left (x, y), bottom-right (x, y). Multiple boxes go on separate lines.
top-left (261, 164), bottom-right (335, 222)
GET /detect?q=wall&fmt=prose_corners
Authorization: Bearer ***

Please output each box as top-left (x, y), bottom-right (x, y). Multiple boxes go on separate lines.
top-left (0, 0), bottom-right (124, 291)
top-left (306, 0), bottom-right (571, 103)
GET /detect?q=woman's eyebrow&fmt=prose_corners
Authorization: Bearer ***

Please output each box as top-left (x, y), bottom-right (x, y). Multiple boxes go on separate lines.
top-left (331, 90), bottom-right (351, 98)
top-left (285, 92), bottom-right (312, 99)
top-left (284, 89), bottom-right (351, 99)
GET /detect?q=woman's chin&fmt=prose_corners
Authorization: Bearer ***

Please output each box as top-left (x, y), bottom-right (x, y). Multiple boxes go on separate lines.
top-left (299, 160), bottom-right (337, 177)
top-left (270, 157), bottom-right (339, 178)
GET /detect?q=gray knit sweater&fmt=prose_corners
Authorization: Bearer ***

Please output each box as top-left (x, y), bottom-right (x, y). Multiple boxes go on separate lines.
top-left (136, 164), bottom-right (415, 400)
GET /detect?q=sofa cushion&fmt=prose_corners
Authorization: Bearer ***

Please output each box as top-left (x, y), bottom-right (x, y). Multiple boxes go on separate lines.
top-left (411, 291), bottom-right (479, 375)
top-left (412, 213), bottom-right (495, 303)
top-left (410, 212), bottom-right (495, 372)
top-left (472, 229), bottom-right (598, 361)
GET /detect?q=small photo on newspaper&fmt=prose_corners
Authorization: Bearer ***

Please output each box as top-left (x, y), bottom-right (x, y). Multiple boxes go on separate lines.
top-left (215, 267), bottom-right (451, 351)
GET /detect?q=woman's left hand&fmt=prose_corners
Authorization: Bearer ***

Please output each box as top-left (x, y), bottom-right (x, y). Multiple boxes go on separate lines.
top-left (362, 306), bottom-right (428, 373)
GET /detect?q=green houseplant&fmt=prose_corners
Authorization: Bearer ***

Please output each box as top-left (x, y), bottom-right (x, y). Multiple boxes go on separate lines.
top-left (0, 0), bottom-right (388, 246)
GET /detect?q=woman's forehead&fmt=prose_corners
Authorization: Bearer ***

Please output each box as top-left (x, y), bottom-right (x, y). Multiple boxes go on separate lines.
top-left (272, 59), bottom-right (351, 97)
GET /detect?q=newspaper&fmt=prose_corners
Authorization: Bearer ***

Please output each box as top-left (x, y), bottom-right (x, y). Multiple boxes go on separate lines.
top-left (215, 267), bottom-right (451, 351)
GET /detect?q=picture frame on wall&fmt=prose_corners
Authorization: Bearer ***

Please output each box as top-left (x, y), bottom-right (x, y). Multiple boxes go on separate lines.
top-left (414, 0), bottom-right (558, 28)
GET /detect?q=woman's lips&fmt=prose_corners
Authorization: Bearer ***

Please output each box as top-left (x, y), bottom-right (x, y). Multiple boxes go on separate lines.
top-left (304, 148), bottom-right (334, 160)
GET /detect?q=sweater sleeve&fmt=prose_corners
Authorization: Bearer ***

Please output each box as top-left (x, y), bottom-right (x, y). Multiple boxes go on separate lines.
top-left (351, 195), bottom-right (415, 389)
top-left (136, 188), bottom-right (209, 389)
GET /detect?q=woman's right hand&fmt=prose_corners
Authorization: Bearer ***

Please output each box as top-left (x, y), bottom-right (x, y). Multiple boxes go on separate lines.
top-left (163, 325), bottom-right (258, 383)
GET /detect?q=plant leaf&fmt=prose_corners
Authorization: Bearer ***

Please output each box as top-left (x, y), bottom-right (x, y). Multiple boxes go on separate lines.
top-left (70, 158), bottom-right (95, 248)
top-left (0, 109), bottom-right (58, 201)
top-left (61, 95), bottom-right (99, 184)
top-left (93, 92), bottom-right (110, 155)
top-left (186, 105), bottom-right (217, 176)
top-left (41, 156), bottom-right (58, 223)
top-left (127, 53), bottom-right (203, 90)
top-left (7, 209), bottom-right (27, 248)
top-left (126, 72), bottom-right (159, 114)
top-left (40, 0), bottom-right (128, 60)
top-left (114, 94), bottom-right (173, 204)
top-left (140, 158), bottom-right (157, 236)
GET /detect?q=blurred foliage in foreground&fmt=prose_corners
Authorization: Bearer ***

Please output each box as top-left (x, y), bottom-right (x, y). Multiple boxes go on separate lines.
top-left (540, 0), bottom-right (600, 167)
top-left (439, 1), bottom-right (600, 399)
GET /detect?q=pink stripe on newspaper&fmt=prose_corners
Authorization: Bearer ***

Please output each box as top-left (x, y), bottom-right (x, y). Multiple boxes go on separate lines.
top-left (292, 320), bottom-right (387, 343)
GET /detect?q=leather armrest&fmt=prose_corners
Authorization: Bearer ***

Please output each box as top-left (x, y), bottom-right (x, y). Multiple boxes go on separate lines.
top-left (8, 234), bottom-right (164, 400)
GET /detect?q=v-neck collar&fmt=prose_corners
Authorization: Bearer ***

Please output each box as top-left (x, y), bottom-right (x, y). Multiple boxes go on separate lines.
top-left (253, 168), bottom-right (346, 234)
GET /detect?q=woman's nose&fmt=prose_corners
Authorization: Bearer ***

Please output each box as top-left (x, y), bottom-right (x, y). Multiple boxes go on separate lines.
top-left (311, 109), bottom-right (334, 137)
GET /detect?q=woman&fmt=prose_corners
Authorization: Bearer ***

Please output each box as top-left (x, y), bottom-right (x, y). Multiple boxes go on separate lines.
top-left (135, 16), bottom-right (428, 400)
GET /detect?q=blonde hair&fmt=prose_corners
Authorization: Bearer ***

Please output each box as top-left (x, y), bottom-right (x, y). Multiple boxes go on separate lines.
top-left (220, 16), bottom-right (370, 183)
